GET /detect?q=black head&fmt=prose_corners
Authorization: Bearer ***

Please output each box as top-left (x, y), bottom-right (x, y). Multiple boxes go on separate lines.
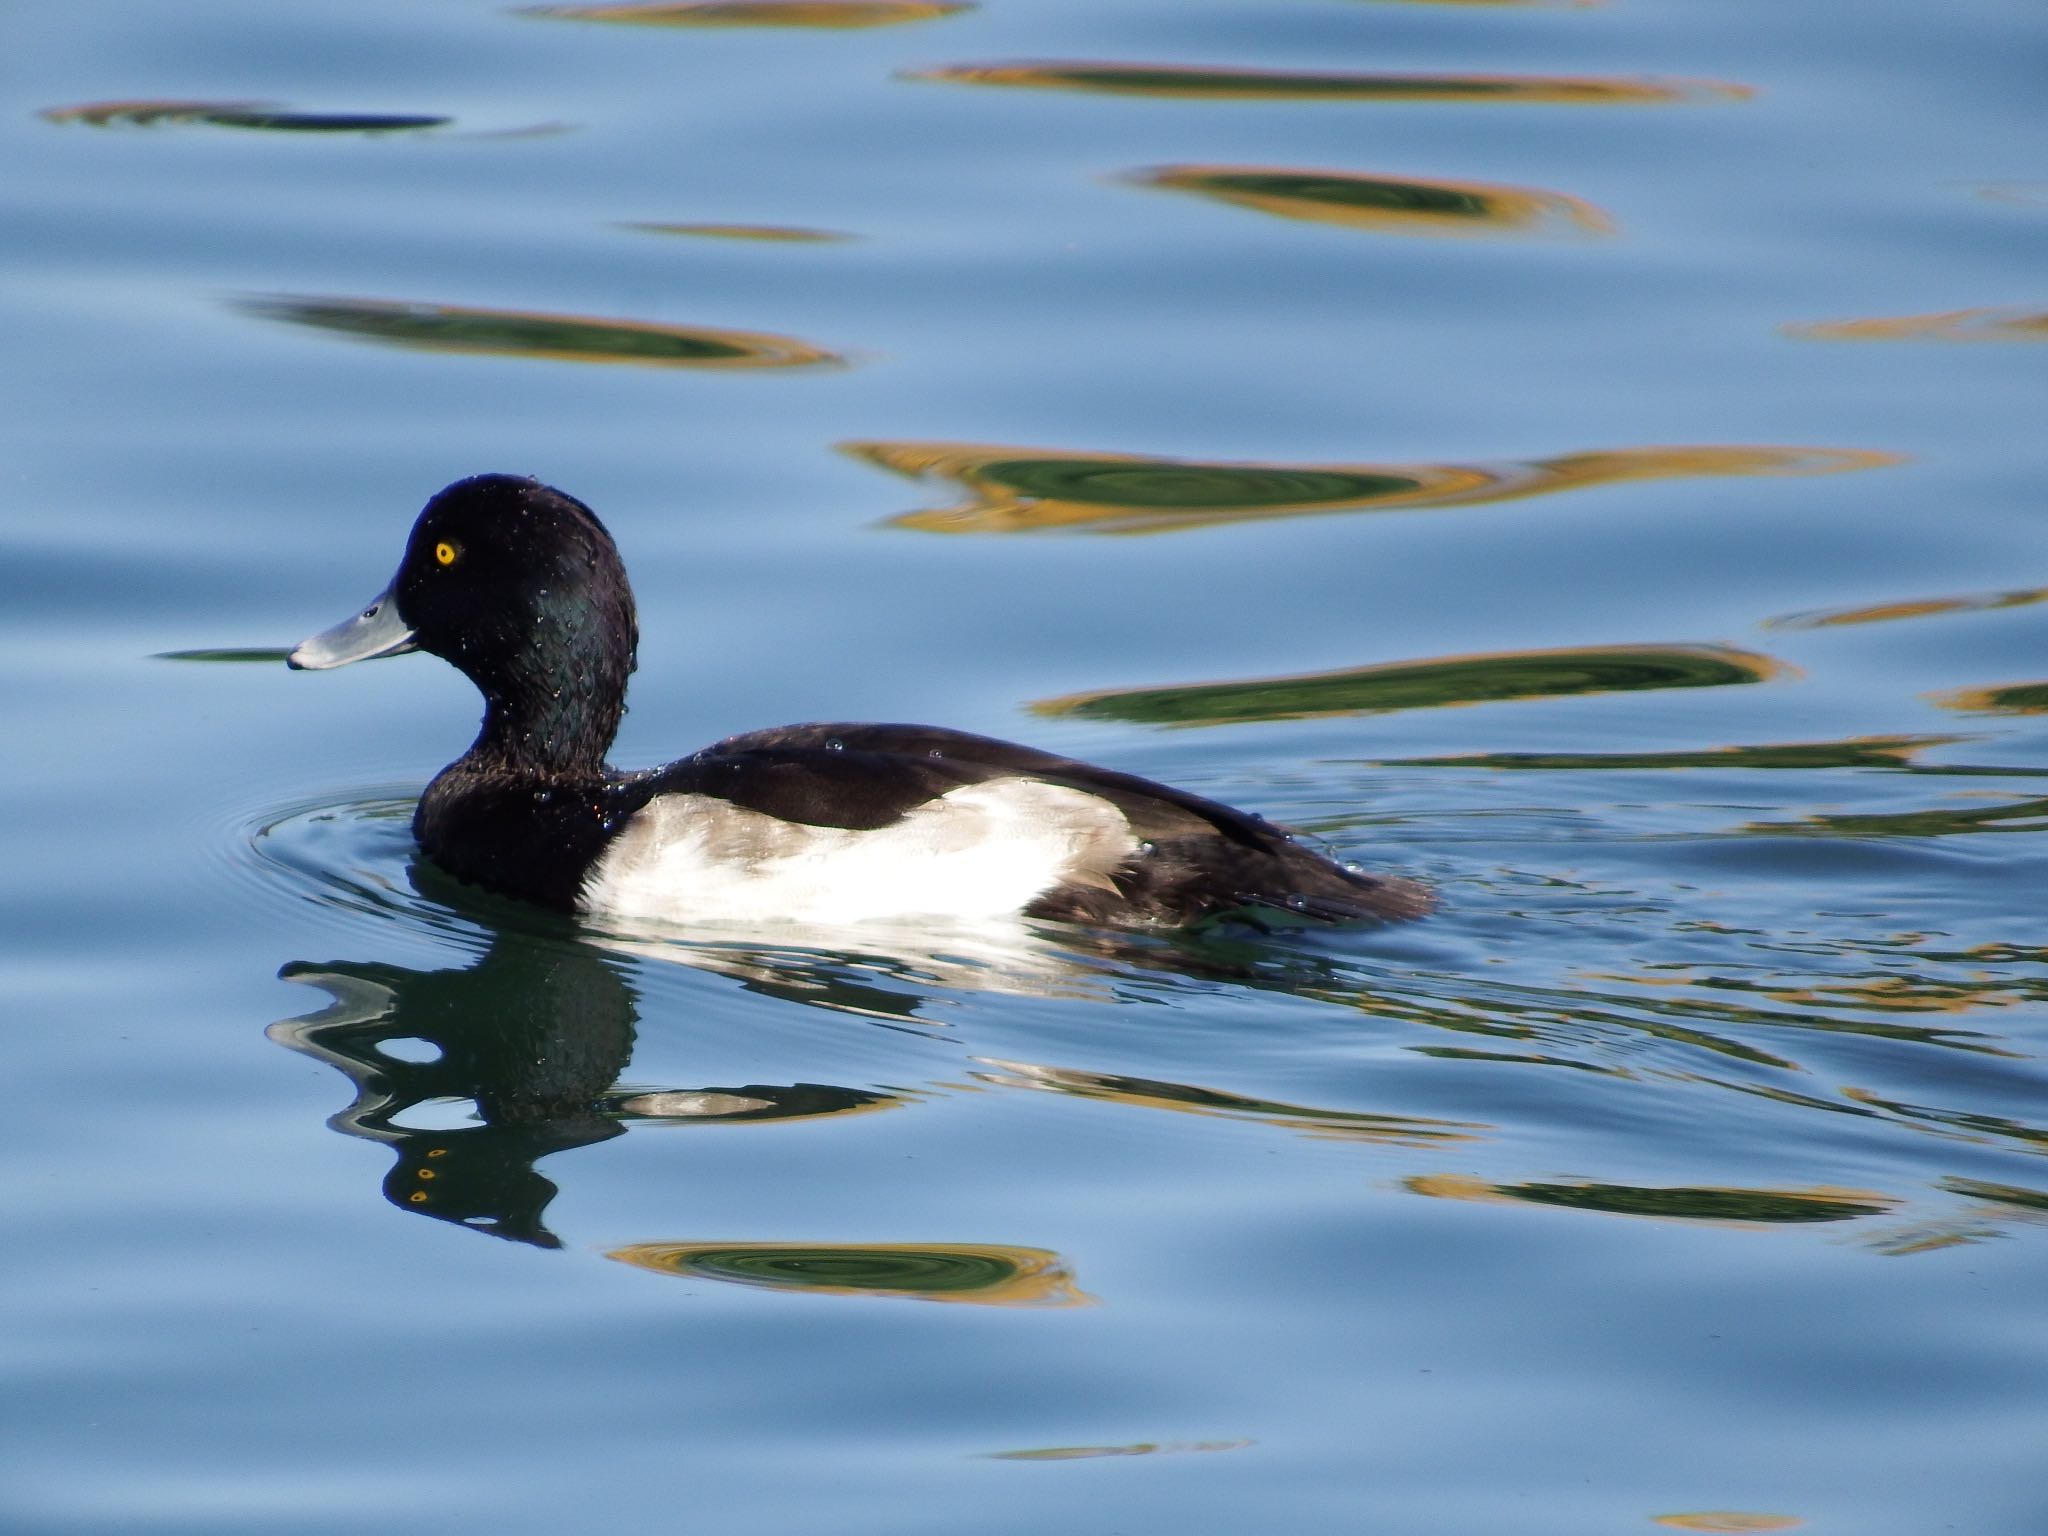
top-left (292, 475), bottom-right (639, 770)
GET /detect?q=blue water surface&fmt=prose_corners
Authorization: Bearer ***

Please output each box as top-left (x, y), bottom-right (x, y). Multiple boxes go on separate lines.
top-left (5, 0), bottom-right (2046, 1531)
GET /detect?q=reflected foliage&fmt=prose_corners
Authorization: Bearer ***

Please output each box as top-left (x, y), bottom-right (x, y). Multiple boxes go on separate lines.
top-left (1746, 794), bottom-right (2048, 839)
top-left (521, 0), bottom-right (969, 24)
top-left (43, 99), bottom-right (449, 132)
top-left (1134, 164), bottom-right (1612, 237)
top-left (1787, 306), bottom-right (2048, 342)
top-left (610, 1240), bottom-right (1091, 1304)
top-left (1407, 1175), bottom-right (1894, 1223)
top-left (1933, 679), bottom-right (2048, 716)
top-left (970, 1056), bottom-right (1485, 1145)
top-left (1767, 585), bottom-right (2048, 631)
top-left (844, 439), bottom-right (1898, 536)
top-left (273, 936), bottom-right (894, 1248)
top-left (1032, 643), bottom-right (1788, 728)
top-left (903, 62), bottom-right (1753, 105)
top-left (236, 294), bottom-right (843, 369)
top-left (1652, 1515), bottom-right (1803, 1534)
top-left (1376, 735), bottom-right (1968, 772)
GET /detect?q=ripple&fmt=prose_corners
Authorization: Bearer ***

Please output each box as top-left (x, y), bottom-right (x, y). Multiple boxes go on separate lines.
top-left (1032, 643), bottom-right (1793, 727)
top-left (235, 294), bottom-right (845, 370)
top-left (843, 440), bottom-right (1899, 536)
top-left (970, 1057), bottom-right (1484, 1144)
top-left (1786, 305), bottom-right (2048, 342)
top-left (42, 99), bottom-right (450, 132)
top-left (608, 1241), bottom-right (1093, 1305)
top-left (520, 0), bottom-right (970, 24)
top-left (1131, 164), bottom-right (1613, 237)
top-left (901, 61), bottom-right (1753, 105)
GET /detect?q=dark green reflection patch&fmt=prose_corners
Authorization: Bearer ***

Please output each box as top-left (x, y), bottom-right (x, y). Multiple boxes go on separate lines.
top-left (1135, 165), bottom-right (1613, 237)
top-left (1034, 644), bottom-right (1790, 728)
top-left (1409, 1176), bottom-right (1893, 1223)
top-left (235, 294), bottom-right (844, 369)
top-left (608, 1240), bottom-right (1091, 1305)
top-left (43, 99), bottom-right (448, 132)
top-left (978, 459), bottom-right (1419, 509)
top-left (903, 63), bottom-right (1753, 105)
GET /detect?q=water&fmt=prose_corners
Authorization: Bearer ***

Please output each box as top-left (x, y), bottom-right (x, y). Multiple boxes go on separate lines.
top-left (6, 0), bottom-right (2046, 1530)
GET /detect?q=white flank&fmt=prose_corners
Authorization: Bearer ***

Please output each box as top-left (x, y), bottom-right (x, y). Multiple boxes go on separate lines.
top-left (579, 778), bottom-right (1137, 926)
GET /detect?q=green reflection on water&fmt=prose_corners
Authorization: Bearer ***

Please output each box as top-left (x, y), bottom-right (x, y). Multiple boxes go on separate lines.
top-left (235, 294), bottom-right (844, 369)
top-left (1408, 1176), bottom-right (1893, 1223)
top-left (903, 62), bottom-right (1753, 105)
top-left (1375, 735), bottom-right (1969, 771)
top-left (1747, 795), bottom-right (2048, 839)
top-left (847, 440), bottom-right (1898, 536)
top-left (1033, 644), bottom-right (1789, 727)
top-left (43, 99), bottom-right (447, 131)
top-left (1934, 679), bottom-right (2048, 715)
top-left (1767, 585), bottom-right (2048, 631)
top-left (610, 1241), bottom-right (1093, 1305)
top-left (1133, 164), bottom-right (1613, 237)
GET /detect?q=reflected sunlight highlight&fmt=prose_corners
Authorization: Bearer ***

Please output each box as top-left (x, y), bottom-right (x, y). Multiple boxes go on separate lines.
top-left (902, 62), bottom-right (1753, 105)
top-left (1032, 644), bottom-right (1793, 727)
top-left (1132, 165), bottom-right (1614, 238)
top-left (844, 440), bottom-right (1899, 536)
top-left (235, 294), bottom-right (845, 369)
top-left (609, 1241), bottom-right (1094, 1305)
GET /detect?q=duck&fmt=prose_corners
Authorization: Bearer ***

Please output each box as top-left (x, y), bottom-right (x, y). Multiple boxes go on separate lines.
top-left (289, 474), bottom-right (1432, 929)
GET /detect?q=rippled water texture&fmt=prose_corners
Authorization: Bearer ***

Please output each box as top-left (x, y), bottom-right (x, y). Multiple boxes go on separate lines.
top-left (6, 0), bottom-right (2047, 1532)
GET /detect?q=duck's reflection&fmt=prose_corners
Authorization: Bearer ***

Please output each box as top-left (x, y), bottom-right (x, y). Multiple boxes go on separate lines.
top-left (272, 935), bottom-right (895, 1248)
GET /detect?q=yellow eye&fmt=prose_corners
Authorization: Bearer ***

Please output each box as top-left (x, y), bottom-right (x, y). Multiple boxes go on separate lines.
top-left (434, 541), bottom-right (459, 567)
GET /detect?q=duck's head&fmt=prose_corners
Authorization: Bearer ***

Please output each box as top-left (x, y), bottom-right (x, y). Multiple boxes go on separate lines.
top-left (291, 475), bottom-right (639, 768)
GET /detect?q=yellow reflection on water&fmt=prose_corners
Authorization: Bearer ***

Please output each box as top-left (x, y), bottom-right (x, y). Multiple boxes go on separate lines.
top-left (608, 1240), bottom-right (1093, 1305)
top-left (1652, 1514), bottom-right (1803, 1533)
top-left (1032, 643), bottom-right (1792, 728)
top-left (1931, 679), bottom-right (2048, 715)
top-left (1132, 164), bottom-right (1613, 237)
top-left (521, 0), bottom-right (970, 24)
top-left (1768, 585), bottom-right (2048, 630)
top-left (622, 221), bottom-right (855, 242)
top-left (971, 1057), bottom-right (1485, 1145)
top-left (844, 440), bottom-right (1898, 536)
top-left (903, 61), bottom-right (1753, 104)
top-left (236, 294), bottom-right (844, 369)
top-left (1786, 305), bottom-right (2048, 342)
top-left (1407, 1176), bottom-right (1894, 1224)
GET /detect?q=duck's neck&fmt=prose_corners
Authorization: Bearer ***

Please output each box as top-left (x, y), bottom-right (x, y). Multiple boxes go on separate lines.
top-left (468, 639), bottom-right (628, 779)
